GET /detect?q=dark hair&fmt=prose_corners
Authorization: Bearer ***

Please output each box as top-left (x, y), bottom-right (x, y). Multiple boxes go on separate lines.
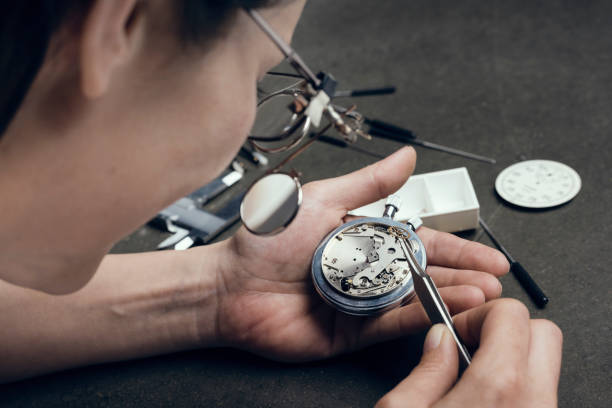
top-left (0, 0), bottom-right (279, 137)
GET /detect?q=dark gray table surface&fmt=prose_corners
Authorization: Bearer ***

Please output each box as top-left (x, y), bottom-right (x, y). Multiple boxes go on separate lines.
top-left (2, 0), bottom-right (611, 407)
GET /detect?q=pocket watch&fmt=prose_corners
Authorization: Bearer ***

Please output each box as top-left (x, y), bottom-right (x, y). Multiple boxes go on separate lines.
top-left (311, 195), bottom-right (426, 316)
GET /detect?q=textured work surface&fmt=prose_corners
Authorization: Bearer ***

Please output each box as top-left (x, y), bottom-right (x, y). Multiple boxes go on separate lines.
top-left (2, 0), bottom-right (611, 406)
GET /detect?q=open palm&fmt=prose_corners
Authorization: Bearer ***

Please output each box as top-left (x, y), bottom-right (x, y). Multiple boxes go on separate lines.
top-left (216, 147), bottom-right (508, 362)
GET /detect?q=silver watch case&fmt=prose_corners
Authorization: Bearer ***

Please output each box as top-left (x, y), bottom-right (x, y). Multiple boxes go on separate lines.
top-left (311, 217), bottom-right (426, 316)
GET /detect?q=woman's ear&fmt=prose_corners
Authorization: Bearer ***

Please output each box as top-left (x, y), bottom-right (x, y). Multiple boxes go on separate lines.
top-left (79, 0), bottom-right (142, 99)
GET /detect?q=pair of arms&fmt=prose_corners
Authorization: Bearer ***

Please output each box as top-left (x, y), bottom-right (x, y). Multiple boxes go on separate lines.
top-left (0, 148), bottom-right (562, 406)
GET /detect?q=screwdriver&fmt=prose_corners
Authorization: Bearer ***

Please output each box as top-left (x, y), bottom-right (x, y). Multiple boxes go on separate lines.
top-left (316, 135), bottom-right (386, 159)
top-left (479, 217), bottom-right (549, 308)
top-left (365, 118), bottom-right (497, 164)
top-left (333, 86), bottom-right (397, 98)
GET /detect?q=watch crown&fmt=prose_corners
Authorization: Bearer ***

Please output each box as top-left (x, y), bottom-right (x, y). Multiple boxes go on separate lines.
top-left (385, 194), bottom-right (402, 211)
top-left (406, 216), bottom-right (423, 231)
top-left (383, 194), bottom-right (402, 219)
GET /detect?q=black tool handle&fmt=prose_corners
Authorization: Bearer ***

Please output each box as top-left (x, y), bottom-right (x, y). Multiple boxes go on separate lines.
top-left (317, 135), bottom-right (348, 148)
top-left (511, 261), bottom-right (549, 308)
top-left (369, 128), bottom-right (421, 145)
top-left (349, 87), bottom-right (396, 97)
top-left (366, 119), bottom-right (417, 139)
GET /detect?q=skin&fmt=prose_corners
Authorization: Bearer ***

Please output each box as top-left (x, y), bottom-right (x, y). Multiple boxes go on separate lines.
top-left (0, 0), bottom-right (562, 405)
top-left (0, 0), bottom-right (299, 293)
top-left (376, 299), bottom-right (564, 407)
top-left (218, 150), bottom-right (509, 360)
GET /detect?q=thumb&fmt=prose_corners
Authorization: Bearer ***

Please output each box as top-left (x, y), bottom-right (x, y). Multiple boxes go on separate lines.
top-left (376, 324), bottom-right (459, 408)
top-left (307, 146), bottom-right (416, 212)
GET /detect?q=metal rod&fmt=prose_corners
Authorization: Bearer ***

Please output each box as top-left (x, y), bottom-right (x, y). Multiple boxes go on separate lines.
top-left (265, 71), bottom-right (303, 79)
top-left (478, 217), bottom-right (514, 262)
top-left (365, 118), bottom-right (417, 139)
top-left (246, 9), bottom-right (321, 88)
top-left (416, 139), bottom-right (497, 164)
top-left (398, 238), bottom-right (471, 371)
top-left (316, 135), bottom-right (386, 159)
top-left (333, 87), bottom-right (397, 98)
top-left (479, 217), bottom-right (549, 308)
top-left (369, 128), bottom-right (496, 164)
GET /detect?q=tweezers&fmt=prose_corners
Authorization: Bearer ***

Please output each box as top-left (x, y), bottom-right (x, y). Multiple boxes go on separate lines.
top-left (398, 238), bottom-right (472, 370)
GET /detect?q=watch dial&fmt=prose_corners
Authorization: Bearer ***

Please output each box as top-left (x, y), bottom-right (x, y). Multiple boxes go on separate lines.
top-left (495, 160), bottom-right (581, 208)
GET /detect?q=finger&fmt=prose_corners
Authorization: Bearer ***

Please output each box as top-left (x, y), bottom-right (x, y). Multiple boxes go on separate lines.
top-left (410, 285), bottom-right (486, 316)
top-left (426, 266), bottom-right (502, 300)
top-left (418, 227), bottom-right (509, 276)
top-left (445, 319), bottom-right (562, 407)
top-left (375, 324), bottom-right (458, 408)
top-left (439, 299), bottom-right (533, 406)
top-left (526, 319), bottom-right (563, 406)
top-left (358, 285), bottom-right (485, 348)
top-left (306, 146), bottom-right (416, 211)
top-left (452, 298), bottom-right (530, 347)
top-left (434, 299), bottom-right (532, 406)
top-left (341, 214), bottom-right (364, 223)
top-left (452, 299), bottom-right (531, 378)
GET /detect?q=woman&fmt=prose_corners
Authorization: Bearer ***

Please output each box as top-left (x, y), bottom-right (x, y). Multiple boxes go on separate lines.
top-left (0, 1), bottom-right (562, 406)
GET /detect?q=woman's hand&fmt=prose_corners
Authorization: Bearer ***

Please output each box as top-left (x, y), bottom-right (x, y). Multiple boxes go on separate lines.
top-left (376, 299), bottom-right (563, 407)
top-left (213, 147), bottom-right (509, 361)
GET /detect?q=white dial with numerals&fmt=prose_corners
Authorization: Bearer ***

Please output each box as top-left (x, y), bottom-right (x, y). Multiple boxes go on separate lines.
top-left (495, 160), bottom-right (581, 208)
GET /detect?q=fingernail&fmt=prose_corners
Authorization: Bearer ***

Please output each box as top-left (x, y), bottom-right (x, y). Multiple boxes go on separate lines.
top-left (424, 324), bottom-right (447, 352)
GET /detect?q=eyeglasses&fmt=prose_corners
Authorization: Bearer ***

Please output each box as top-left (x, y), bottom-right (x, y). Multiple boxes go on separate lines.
top-left (245, 9), bottom-right (370, 153)
top-left (239, 9), bottom-right (374, 236)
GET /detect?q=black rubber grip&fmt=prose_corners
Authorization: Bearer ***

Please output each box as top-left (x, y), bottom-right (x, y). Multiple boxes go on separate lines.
top-left (366, 119), bottom-right (416, 138)
top-left (369, 128), bottom-right (419, 144)
top-left (317, 135), bottom-right (347, 148)
top-left (349, 87), bottom-right (396, 97)
top-left (511, 261), bottom-right (549, 308)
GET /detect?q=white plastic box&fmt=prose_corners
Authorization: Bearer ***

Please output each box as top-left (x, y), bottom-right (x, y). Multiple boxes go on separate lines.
top-left (350, 167), bottom-right (480, 232)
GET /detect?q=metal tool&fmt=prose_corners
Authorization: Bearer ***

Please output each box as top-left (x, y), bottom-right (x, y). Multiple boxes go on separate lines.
top-left (186, 160), bottom-right (244, 206)
top-left (246, 10), bottom-right (320, 88)
top-left (240, 145), bottom-right (269, 167)
top-left (398, 231), bottom-right (472, 370)
top-left (316, 134), bottom-right (386, 159)
top-left (479, 217), bottom-right (549, 308)
top-left (151, 161), bottom-right (246, 250)
top-left (366, 121), bottom-right (496, 164)
top-left (153, 193), bottom-right (244, 250)
top-left (333, 86), bottom-right (396, 98)
top-left (265, 72), bottom-right (397, 99)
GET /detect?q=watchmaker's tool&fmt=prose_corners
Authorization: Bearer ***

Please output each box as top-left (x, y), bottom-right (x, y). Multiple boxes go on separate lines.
top-left (265, 71), bottom-right (396, 99)
top-left (240, 145), bottom-right (269, 167)
top-left (365, 118), bottom-right (496, 164)
top-left (315, 134), bottom-right (386, 159)
top-left (333, 86), bottom-right (396, 98)
top-left (186, 161), bottom-right (244, 207)
top-left (405, 240), bottom-right (472, 371)
top-left (479, 217), bottom-right (549, 308)
top-left (495, 160), bottom-right (581, 208)
top-left (151, 161), bottom-right (245, 250)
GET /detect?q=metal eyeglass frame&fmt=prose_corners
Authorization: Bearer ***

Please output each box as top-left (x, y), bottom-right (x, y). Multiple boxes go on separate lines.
top-left (245, 8), bottom-right (368, 153)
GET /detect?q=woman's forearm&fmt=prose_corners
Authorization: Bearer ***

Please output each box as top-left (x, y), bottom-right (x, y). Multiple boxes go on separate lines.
top-left (0, 242), bottom-right (228, 382)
